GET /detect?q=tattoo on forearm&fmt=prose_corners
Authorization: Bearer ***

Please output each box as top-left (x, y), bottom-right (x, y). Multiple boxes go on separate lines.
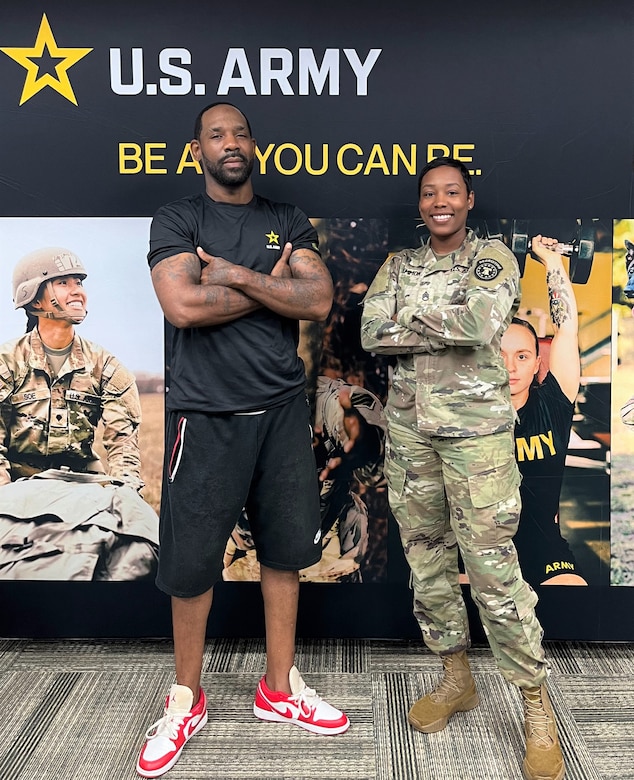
top-left (153, 254), bottom-right (200, 285)
top-left (289, 250), bottom-right (327, 281)
top-left (546, 268), bottom-right (572, 327)
top-left (204, 285), bottom-right (254, 314)
top-left (203, 285), bottom-right (220, 307)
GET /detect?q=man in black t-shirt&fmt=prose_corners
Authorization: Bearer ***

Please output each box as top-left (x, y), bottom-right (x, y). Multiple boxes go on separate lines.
top-left (136, 103), bottom-right (349, 779)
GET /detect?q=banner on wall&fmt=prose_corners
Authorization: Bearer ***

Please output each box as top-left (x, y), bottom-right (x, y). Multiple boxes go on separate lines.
top-left (610, 219), bottom-right (634, 587)
top-left (0, 219), bottom-right (163, 581)
top-left (0, 0), bottom-right (632, 639)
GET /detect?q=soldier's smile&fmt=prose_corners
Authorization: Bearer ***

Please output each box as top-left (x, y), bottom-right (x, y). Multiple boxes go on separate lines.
top-left (418, 165), bottom-right (474, 253)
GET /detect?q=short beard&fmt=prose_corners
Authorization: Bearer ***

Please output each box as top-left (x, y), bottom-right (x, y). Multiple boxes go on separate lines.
top-left (202, 152), bottom-right (254, 187)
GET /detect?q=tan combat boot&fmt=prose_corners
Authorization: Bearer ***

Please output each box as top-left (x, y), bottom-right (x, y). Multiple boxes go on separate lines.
top-left (407, 650), bottom-right (479, 733)
top-left (521, 684), bottom-right (565, 780)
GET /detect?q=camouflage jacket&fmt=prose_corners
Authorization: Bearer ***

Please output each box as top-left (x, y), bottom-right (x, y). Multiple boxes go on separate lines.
top-left (0, 329), bottom-right (142, 488)
top-left (361, 230), bottom-right (520, 437)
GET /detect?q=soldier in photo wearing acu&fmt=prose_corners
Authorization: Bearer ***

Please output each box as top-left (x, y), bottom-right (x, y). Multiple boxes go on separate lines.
top-left (222, 375), bottom-right (386, 583)
top-left (0, 247), bottom-right (158, 581)
top-left (361, 157), bottom-right (565, 780)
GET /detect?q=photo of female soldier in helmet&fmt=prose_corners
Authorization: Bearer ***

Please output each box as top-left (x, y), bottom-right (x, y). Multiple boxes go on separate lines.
top-left (0, 246), bottom-right (159, 581)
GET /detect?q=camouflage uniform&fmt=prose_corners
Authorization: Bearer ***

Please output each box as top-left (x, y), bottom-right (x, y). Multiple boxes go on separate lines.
top-left (306, 376), bottom-right (386, 581)
top-left (361, 229), bottom-right (548, 688)
top-left (0, 329), bottom-right (158, 580)
top-left (0, 329), bottom-right (142, 487)
top-left (0, 469), bottom-right (158, 580)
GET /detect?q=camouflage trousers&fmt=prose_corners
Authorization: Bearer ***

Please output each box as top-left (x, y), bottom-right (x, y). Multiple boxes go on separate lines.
top-left (385, 418), bottom-right (548, 688)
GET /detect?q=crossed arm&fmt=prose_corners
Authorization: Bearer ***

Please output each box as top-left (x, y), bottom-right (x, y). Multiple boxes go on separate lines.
top-left (361, 253), bottom-right (518, 354)
top-left (151, 242), bottom-right (333, 328)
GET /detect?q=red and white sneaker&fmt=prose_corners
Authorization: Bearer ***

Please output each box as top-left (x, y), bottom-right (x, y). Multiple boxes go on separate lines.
top-left (253, 665), bottom-right (350, 735)
top-left (136, 684), bottom-right (208, 777)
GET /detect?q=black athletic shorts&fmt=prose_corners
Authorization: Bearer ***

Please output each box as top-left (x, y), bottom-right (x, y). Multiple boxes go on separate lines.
top-left (156, 392), bottom-right (322, 597)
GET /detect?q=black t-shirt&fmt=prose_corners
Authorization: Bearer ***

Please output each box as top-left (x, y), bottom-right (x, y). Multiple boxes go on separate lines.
top-left (148, 193), bottom-right (319, 412)
top-left (512, 371), bottom-right (581, 585)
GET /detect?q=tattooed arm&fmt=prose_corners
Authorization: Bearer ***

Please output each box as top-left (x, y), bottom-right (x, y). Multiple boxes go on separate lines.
top-left (529, 234), bottom-right (580, 402)
top-left (150, 251), bottom-right (265, 328)
top-left (197, 243), bottom-right (333, 323)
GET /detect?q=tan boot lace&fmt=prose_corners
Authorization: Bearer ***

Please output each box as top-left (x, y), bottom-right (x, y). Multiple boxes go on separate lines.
top-left (523, 687), bottom-right (554, 748)
top-left (429, 658), bottom-right (462, 703)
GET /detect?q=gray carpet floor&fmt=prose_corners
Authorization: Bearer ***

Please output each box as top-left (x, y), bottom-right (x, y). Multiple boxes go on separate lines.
top-left (0, 638), bottom-right (632, 780)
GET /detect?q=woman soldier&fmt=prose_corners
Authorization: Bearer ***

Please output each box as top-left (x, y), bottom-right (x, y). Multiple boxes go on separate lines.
top-left (0, 247), bottom-right (158, 580)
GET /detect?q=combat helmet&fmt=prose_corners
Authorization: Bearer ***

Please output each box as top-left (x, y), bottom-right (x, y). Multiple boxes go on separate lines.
top-left (12, 247), bottom-right (88, 323)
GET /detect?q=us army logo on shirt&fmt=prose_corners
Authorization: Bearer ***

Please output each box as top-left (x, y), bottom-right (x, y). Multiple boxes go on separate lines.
top-left (265, 230), bottom-right (281, 249)
top-left (474, 258), bottom-right (503, 281)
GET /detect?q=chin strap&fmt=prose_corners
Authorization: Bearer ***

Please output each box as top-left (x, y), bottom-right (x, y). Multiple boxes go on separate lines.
top-left (31, 281), bottom-right (87, 324)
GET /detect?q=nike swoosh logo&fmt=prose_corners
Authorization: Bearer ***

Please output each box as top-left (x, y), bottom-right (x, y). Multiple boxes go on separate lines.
top-left (183, 714), bottom-right (203, 739)
top-left (272, 701), bottom-right (302, 719)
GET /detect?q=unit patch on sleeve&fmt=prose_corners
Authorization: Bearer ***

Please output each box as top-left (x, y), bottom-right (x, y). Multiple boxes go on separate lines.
top-left (473, 257), bottom-right (503, 282)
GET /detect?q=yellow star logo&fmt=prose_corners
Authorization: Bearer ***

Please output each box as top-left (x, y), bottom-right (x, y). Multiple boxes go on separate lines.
top-left (266, 231), bottom-right (280, 245)
top-left (1, 14), bottom-right (93, 106)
